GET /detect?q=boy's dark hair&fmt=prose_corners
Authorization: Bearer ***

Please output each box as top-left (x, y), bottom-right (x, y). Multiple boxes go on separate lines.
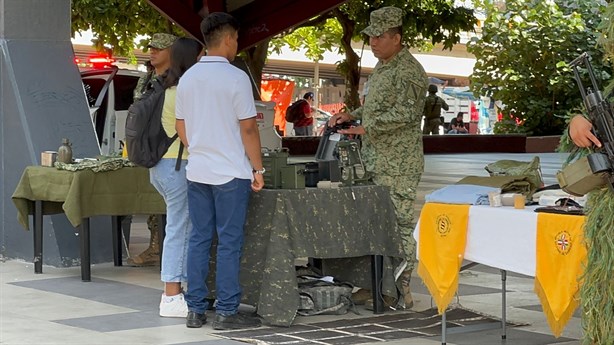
top-left (303, 92), bottom-right (314, 100)
top-left (200, 12), bottom-right (240, 48)
top-left (165, 37), bottom-right (203, 88)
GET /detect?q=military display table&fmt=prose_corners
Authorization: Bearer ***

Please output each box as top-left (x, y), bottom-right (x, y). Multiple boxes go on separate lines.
top-left (12, 166), bottom-right (165, 281)
top-left (13, 168), bottom-right (403, 326)
top-left (240, 185), bottom-right (404, 326)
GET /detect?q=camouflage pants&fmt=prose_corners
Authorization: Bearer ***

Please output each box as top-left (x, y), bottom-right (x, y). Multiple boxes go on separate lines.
top-left (372, 173), bottom-right (421, 272)
top-left (422, 118), bottom-right (441, 135)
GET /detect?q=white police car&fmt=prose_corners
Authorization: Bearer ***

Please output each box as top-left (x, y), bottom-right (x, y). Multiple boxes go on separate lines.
top-left (81, 66), bottom-right (145, 156)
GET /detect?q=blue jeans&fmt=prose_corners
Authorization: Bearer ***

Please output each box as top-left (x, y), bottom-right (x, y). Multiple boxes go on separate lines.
top-left (149, 158), bottom-right (191, 283)
top-left (294, 125), bottom-right (313, 136)
top-left (185, 178), bottom-right (251, 315)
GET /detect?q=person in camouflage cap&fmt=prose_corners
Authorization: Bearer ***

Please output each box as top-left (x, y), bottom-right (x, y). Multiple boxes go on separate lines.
top-left (128, 32), bottom-right (177, 267)
top-left (133, 33), bottom-right (178, 101)
top-left (329, 6), bottom-right (428, 310)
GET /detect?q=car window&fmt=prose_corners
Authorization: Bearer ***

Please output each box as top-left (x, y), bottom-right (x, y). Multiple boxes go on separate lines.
top-left (113, 75), bottom-right (140, 110)
top-left (82, 78), bottom-right (106, 107)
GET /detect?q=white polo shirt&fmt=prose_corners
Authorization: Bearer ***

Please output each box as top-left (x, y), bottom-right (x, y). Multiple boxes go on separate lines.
top-left (176, 56), bottom-right (257, 185)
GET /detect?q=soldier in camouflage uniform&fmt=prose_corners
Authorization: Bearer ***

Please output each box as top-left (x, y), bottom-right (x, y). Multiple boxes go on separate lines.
top-left (133, 60), bottom-right (154, 101)
top-left (329, 6), bottom-right (428, 309)
top-left (127, 33), bottom-right (177, 266)
top-left (422, 84), bottom-right (449, 135)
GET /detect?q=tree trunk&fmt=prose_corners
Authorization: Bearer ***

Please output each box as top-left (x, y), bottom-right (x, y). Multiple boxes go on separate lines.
top-left (243, 38), bottom-right (271, 100)
top-left (334, 9), bottom-right (361, 111)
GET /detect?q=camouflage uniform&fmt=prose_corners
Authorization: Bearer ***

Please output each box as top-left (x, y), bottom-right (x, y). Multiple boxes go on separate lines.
top-left (127, 32), bottom-right (177, 266)
top-left (353, 6), bottom-right (428, 307)
top-left (133, 71), bottom-right (154, 101)
top-left (422, 91), bottom-right (449, 135)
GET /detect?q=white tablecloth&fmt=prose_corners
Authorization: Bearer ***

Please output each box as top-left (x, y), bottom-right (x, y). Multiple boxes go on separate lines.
top-left (415, 205), bottom-right (540, 277)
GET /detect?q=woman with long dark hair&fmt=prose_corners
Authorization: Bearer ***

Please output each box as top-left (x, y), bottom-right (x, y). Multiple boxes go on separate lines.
top-left (150, 37), bottom-right (203, 318)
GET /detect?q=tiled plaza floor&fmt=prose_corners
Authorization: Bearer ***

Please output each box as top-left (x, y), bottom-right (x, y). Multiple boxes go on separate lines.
top-left (1, 152), bottom-right (582, 345)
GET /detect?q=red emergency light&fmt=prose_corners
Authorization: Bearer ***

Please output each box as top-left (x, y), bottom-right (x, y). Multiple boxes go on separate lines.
top-left (87, 55), bottom-right (115, 68)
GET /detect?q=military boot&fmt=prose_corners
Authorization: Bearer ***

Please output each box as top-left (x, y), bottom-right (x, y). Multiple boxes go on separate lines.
top-left (127, 215), bottom-right (160, 266)
top-left (399, 270), bottom-right (414, 309)
top-left (351, 288), bottom-right (372, 305)
top-left (364, 295), bottom-right (398, 311)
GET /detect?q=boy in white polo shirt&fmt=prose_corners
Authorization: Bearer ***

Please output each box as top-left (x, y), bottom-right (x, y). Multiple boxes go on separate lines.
top-left (175, 12), bottom-right (264, 330)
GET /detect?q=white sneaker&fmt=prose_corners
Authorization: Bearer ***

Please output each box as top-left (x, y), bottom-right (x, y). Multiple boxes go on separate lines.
top-left (159, 293), bottom-right (188, 318)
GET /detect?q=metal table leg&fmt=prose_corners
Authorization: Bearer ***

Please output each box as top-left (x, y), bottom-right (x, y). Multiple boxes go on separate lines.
top-left (33, 200), bottom-right (43, 274)
top-left (111, 216), bottom-right (123, 266)
top-left (80, 218), bottom-right (91, 282)
top-left (370, 255), bottom-right (384, 313)
top-left (441, 309), bottom-right (447, 345)
top-left (501, 269), bottom-right (507, 339)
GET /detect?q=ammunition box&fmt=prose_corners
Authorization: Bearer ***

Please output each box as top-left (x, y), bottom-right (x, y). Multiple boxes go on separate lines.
top-left (281, 164), bottom-right (305, 189)
top-left (262, 149), bottom-right (289, 189)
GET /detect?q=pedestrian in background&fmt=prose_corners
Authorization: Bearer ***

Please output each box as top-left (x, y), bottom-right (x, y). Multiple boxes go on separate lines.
top-left (176, 12), bottom-right (264, 330)
top-left (293, 92), bottom-right (315, 136)
top-left (447, 111), bottom-right (468, 134)
top-left (422, 84), bottom-right (449, 135)
top-left (329, 6), bottom-right (428, 310)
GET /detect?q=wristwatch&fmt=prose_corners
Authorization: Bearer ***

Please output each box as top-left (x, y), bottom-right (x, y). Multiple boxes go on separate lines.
top-left (252, 167), bottom-right (266, 175)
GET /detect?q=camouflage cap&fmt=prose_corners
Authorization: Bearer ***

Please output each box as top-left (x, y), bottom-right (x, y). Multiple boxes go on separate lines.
top-left (148, 33), bottom-right (178, 49)
top-left (361, 7), bottom-right (403, 37)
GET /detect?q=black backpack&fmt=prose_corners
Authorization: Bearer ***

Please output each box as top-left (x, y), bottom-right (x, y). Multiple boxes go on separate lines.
top-left (125, 77), bottom-right (183, 170)
top-left (285, 99), bottom-right (307, 123)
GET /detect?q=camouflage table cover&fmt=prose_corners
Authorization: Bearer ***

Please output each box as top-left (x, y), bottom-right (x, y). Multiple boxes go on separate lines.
top-left (239, 185), bottom-right (404, 326)
top-left (12, 166), bottom-right (165, 229)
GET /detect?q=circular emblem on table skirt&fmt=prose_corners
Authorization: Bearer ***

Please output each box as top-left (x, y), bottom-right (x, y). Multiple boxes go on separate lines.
top-left (555, 231), bottom-right (573, 255)
top-left (436, 214), bottom-right (451, 236)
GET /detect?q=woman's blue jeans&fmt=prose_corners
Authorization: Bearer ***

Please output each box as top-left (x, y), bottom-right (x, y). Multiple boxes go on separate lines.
top-left (149, 158), bottom-right (191, 283)
top-left (184, 178), bottom-right (251, 315)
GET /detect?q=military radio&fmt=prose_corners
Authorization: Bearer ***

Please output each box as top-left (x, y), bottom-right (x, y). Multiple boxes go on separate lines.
top-left (261, 148), bottom-right (305, 189)
top-left (336, 139), bottom-right (371, 186)
top-left (262, 148), bottom-right (289, 189)
top-left (315, 121), bottom-right (372, 186)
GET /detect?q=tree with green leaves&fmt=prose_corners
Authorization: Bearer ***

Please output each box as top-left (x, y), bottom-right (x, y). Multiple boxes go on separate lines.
top-left (71, 0), bottom-right (181, 60)
top-left (72, 0), bottom-right (475, 109)
top-left (272, 0), bottom-right (476, 110)
top-left (468, 0), bottom-right (610, 136)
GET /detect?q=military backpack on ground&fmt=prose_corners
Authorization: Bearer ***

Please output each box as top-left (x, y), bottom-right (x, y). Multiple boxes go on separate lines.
top-left (297, 275), bottom-right (355, 316)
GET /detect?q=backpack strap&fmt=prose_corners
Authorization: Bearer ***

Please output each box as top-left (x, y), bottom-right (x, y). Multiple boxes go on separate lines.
top-left (429, 96), bottom-right (439, 119)
top-left (174, 136), bottom-right (183, 171)
top-left (139, 71), bottom-right (154, 95)
top-left (151, 76), bottom-right (165, 93)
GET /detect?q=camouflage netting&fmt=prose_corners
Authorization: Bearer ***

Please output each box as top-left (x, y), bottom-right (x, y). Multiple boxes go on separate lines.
top-left (559, 107), bottom-right (613, 344)
top-left (580, 189), bottom-right (614, 344)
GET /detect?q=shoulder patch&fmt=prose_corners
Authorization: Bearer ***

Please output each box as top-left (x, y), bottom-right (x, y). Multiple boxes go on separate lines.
top-left (407, 80), bottom-right (425, 102)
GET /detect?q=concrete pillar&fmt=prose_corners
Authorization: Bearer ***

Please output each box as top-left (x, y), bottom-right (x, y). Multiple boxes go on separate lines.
top-left (1, 0), bottom-right (114, 266)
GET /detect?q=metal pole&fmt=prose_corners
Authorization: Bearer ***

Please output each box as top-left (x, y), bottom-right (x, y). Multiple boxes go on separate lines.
top-left (442, 309), bottom-right (447, 345)
top-left (501, 269), bottom-right (507, 339)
